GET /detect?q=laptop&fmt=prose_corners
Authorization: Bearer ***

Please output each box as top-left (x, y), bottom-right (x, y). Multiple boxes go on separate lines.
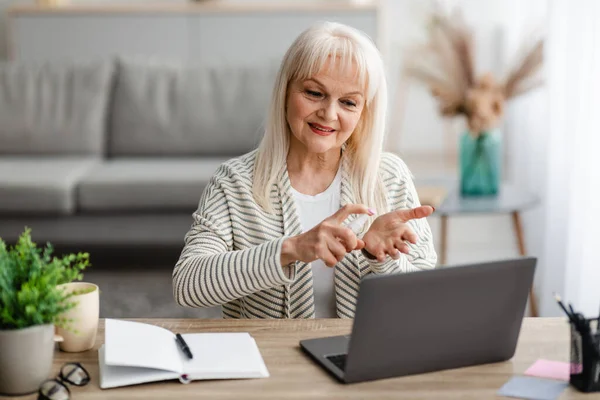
top-left (300, 257), bottom-right (537, 384)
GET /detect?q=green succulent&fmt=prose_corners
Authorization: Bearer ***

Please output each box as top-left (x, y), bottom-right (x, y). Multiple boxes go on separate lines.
top-left (0, 228), bottom-right (90, 330)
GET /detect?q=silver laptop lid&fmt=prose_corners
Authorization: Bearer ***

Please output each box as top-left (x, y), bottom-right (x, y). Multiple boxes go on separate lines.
top-left (343, 257), bottom-right (537, 383)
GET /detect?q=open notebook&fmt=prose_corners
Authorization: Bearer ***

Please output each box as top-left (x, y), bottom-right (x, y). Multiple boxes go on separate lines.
top-left (99, 319), bottom-right (269, 389)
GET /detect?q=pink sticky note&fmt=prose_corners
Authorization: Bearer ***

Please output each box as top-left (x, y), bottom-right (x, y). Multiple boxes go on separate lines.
top-left (524, 359), bottom-right (570, 381)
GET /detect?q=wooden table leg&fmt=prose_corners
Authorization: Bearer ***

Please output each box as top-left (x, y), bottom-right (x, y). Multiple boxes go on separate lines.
top-left (440, 215), bottom-right (448, 266)
top-left (512, 211), bottom-right (539, 317)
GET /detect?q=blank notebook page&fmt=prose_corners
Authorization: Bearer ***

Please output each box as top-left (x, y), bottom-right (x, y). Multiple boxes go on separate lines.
top-left (181, 332), bottom-right (268, 378)
top-left (99, 345), bottom-right (180, 389)
top-left (105, 319), bottom-right (182, 374)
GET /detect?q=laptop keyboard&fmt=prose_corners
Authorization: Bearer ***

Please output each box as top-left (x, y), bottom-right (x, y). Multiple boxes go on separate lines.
top-left (326, 354), bottom-right (347, 371)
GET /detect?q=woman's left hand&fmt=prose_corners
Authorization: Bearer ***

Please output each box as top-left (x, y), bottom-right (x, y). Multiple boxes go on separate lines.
top-left (361, 206), bottom-right (434, 262)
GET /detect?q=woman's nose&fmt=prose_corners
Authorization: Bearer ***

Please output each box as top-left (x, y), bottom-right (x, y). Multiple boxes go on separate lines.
top-left (317, 100), bottom-right (338, 122)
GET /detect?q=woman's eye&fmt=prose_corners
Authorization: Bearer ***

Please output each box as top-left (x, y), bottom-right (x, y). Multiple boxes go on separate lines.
top-left (306, 90), bottom-right (323, 98)
top-left (342, 100), bottom-right (357, 107)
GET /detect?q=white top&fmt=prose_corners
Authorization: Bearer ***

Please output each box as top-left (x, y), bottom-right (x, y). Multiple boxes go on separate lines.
top-left (290, 167), bottom-right (342, 318)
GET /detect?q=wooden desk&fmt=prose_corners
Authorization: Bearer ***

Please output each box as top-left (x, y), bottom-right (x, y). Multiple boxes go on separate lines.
top-left (7, 318), bottom-right (598, 399)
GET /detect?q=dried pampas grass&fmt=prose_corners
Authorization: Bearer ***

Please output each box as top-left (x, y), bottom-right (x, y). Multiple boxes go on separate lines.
top-left (503, 38), bottom-right (544, 99)
top-left (404, 8), bottom-right (544, 136)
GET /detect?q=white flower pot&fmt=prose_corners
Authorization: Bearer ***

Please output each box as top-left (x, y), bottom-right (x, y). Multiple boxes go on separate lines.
top-left (0, 324), bottom-right (54, 395)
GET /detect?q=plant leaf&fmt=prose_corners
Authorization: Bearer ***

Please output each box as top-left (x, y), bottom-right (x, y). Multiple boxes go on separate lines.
top-left (0, 228), bottom-right (91, 330)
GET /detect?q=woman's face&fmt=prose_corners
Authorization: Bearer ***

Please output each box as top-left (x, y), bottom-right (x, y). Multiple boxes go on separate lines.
top-left (286, 60), bottom-right (365, 156)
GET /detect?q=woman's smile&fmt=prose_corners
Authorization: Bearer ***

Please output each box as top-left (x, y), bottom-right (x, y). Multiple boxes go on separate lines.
top-left (308, 122), bottom-right (336, 136)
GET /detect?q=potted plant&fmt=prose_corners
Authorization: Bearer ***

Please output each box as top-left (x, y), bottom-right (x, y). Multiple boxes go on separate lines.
top-left (0, 228), bottom-right (90, 395)
top-left (404, 7), bottom-right (544, 196)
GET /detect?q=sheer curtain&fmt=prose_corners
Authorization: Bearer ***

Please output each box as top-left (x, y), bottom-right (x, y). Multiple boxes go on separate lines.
top-left (507, 0), bottom-right (600, 317)
top-left (551, 0), bottom-right (600, 317)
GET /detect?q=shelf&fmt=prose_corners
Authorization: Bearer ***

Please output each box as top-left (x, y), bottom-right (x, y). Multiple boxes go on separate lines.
top-left (9, 0), bottom-right (379, 16)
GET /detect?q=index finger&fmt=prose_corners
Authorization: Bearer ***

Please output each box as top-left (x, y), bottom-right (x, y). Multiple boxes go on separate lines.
top-left (329, 204), bottom-right (374, 224)
top-left (395, 206), bottom-right (434, 221)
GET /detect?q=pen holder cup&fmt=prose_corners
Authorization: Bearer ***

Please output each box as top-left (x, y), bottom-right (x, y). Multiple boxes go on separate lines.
top-left (569, 319), bottom-right (600, 393)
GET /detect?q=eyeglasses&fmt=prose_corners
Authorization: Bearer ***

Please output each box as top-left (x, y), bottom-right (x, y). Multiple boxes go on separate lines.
top-left (38, 362), bottom-right (90, 400)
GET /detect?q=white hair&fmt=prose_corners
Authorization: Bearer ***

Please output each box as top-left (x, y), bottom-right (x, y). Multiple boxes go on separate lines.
top-left (253, 21), bottom-right (388, 215)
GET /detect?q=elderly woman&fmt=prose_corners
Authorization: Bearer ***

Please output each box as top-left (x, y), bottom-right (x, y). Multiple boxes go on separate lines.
top-left (173, 22), bottom-right (437, 319)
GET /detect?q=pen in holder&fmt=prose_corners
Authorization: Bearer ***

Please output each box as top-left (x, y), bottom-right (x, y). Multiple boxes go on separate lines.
top-left (569, 318), bottom-right (600, 393)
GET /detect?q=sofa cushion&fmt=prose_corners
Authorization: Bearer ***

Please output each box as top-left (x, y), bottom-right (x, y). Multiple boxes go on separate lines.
top-left (108, 59), bottom-right (277, 157)
top-left (0, 157), bottom-right (98, 215)
top-left (0, 60), bottom-right (114, 155)
top-left (77, 158), bottom-right (230, 211)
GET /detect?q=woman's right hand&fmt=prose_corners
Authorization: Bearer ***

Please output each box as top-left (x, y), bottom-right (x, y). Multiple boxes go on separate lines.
top-left (281, 204), bottom-right (375, 267)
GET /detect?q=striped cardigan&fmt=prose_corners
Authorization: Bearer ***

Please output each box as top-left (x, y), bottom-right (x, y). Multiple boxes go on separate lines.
top-left (172, 149), bottom-right (437, 319)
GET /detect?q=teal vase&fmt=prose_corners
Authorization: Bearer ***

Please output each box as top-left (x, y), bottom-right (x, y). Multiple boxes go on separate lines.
top-left (459, 130), bottom-right (501, 196)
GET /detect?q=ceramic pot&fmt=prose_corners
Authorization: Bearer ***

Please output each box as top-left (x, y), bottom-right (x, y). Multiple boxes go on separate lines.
top-left (0, 324), bottom-right (54, 395)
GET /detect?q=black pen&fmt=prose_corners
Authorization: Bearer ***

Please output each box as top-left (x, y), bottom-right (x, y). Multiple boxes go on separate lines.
top-left (567, 302), bottom-right (586, 333)
top-left (175, 333), bottom-right (194, 360)
top-left (554, 293), bottom-right (576, 324)
top-left (597, 300), bottom-right (600, 330)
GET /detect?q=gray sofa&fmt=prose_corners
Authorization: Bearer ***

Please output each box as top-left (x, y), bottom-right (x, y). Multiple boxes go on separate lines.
top-left (0, 59), bottom-right (276, 247)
